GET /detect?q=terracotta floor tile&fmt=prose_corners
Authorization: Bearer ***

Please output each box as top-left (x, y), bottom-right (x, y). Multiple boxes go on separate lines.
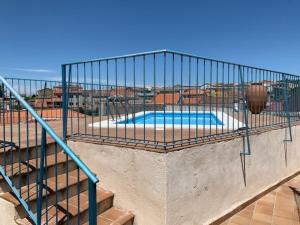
top-left (274, 203), bottom-right (295, 211)
top-left (237, 209), bottom-right (254, 219)
top-left (245, 204), bottom-right (256, 211)
top-left (229, 215), bottom-right (251, 225)
top-left (250, 220), bottom-right (271, 225)
top-left (252, 212), bottom-right (273, 224)
top-left (256, 200), bottom-right (274, 208)
top-left (273, 207), bottom-right (298, 220)
top-left (254, 205), bottom-right (273, 216)
top-left (259, 195), bottom-right (276, 204)
top-left (275, 196), bottom-right (295, 206)
top-left (220, 173), bottom-right (300, 225)
top-left (272, 216), bottom-right (298, 225)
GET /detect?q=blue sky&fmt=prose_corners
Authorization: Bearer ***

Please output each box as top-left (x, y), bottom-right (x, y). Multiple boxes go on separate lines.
top-left (0, 0), bottom-right (299, 81)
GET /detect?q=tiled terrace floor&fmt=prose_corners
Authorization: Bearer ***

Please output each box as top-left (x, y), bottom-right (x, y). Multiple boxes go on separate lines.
top-left (220, 174), bottom-right (300, 225)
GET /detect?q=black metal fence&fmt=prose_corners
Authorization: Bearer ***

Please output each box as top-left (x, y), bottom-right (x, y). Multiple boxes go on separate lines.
top-left (61, 50), bottom-right (300, 151)
top-left (0, 78), bottom-right (88, 124)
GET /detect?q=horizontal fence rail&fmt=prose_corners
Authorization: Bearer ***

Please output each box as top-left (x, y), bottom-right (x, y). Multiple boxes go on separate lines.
top-left (62, 50), bottom-right (300, 150)
top-left (0, 76), bottom-right (98, 224)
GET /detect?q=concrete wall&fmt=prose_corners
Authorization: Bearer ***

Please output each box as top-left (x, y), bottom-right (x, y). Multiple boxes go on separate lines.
top-left (0, 198), bottom-right (17, 225)
top-left (68, 142), bottom-right (167, 225)
top-left (166, 126), bottom-right (300, 225)
top-left (68, 125), bottom-right (300, 225)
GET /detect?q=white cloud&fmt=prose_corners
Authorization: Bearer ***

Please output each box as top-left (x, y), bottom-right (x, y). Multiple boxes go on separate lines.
top-left (11, 68), bottom-right (57, 73)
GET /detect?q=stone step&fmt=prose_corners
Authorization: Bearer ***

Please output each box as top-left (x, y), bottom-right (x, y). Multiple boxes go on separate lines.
top-left (0, 143), bottom-right (134, 225)
top-left (88, 207), bottom-right (134, 225)
top-left (59, 188), bottom-right (113, 216)
top-left (17, 206), bottom-right (133, 225)
top-left (0, 169), bottom-right (88, 217)
top-left (58, 188), bottom-right (114, 224)
top-left (0, 162), bottom-right (33, 178)
top-left (0, 152), bottom-right (76, 192)
top-left (0, 142), bottom-right (61, 166)
top-left (16, 205), bottom-right (66, 225)
top-left (27, 151), bottom-right (69, 170)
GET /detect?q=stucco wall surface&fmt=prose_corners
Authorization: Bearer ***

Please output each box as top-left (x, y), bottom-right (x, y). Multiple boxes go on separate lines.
top-left (166, 126), bottom-right (300, 225)
top-left (68, 142), bottom-right (167, 225)
top-left (68, 125), bottom-right (300, 225)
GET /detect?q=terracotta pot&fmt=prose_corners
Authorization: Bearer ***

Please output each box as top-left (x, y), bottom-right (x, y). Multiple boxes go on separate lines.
top-left (246, 83), bottom-right (268, 114)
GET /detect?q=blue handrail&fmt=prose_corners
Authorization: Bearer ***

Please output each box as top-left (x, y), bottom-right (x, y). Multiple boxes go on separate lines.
top-left (0, 75), bottom-right (99, 184)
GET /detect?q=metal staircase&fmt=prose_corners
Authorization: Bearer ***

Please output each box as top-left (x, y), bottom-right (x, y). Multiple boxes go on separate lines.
top-left (0, 76), bottom-right (134, 224)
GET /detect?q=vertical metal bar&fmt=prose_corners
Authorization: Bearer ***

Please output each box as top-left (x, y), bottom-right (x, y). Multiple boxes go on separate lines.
top-left (91, 62), bottom-right (94, 137)
top-left (18, 100), bottom-right (21, 190)
top-left (153, 54), bottom-right (156, 144)
top-left (209, 60), bottom-right (212, 136)
top-left (98, 61), bottom-right (102, 139)
top-left (26, 109), bottom-right (30, 209)
top-left (227, 64), bottom-right (230, 134)
top-left (115, 59), bottom-right (118, 140)
top-left (124, 58), bottom-right (127, 141)
top-left (55, 142), bottom-right (58, 225)
top-left (88, 180), bottom-right (97, 225)
top-left (196, 58), bottom-right (199, 142)
top-left (172, 53), bottom-right (175, 144)
top-left (221, 62), bottom-right (225, 134)
top-left (44, 133), bottom-right (49, 224)
top-left (106, 60), bottom-right (110, 137)
top-left (250, 68), bottom-right (253, 128)
top-left (9, 91), bottom-right (13, 180)
top-left (143, 55), bottom-right (146, 144)
top-left (180, 55), bottom-right (183, 144)
top-left (188, 57), bottom-right (191, 141)
top-left (239, 66), bottom-right (251, 155)
top-left (66, 154), bottom-right (69, 224)
top-left (35, 109), bottom-right (38, 201)
top-left (77, 64), bottom-right (80, 137)
top-left (84, 63), bottom-right (87, 136)
top-left (232, 65), bottom-right (236, 130)
top-left (237, 66), bottom-right (240, 129)
top-left (2, 84), bottom-right (6, 171)
top-left (133, 57), bottom-right (136, 141)
top-left (254, 69), bottom-right (258, 129)
top-left (37, 128), bottom-right (46, 225)
top-left (70, 69), bottom-right (74, 138)
top-left (77, 166), bottom-right (81, 225)
top-left (163, 52), bottom-right (166, 146)
top-left (62, 65), bottom-right (68, 142)
top-left (283, 74), bottom-right (292, 141)
top-left (262, 70), bottom-right (265, 127)
top-left (215, 61), bottom-right (219, 135)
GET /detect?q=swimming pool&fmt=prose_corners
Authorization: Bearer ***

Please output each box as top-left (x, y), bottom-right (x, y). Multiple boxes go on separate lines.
top-left (118, 112), bottom-right (223, 125)
top-left (89, 111), bottom-right (243, 130)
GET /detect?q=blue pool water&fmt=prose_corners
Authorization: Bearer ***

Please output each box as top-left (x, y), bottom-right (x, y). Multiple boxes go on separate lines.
top-left (118, 112), bottom-right (223, 125)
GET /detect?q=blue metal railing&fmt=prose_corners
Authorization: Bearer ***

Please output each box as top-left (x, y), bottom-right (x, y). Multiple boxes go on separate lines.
top-left (0, 75), bottom-right (98, 224)
top-left (61, 49), bottom-right (300, 151)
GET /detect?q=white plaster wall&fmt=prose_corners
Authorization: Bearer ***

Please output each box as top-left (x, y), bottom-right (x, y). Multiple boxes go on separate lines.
top-left (68, 125), bottom-right (300, 225)
top-left (166, 126), bottom-right (300, 225)
top-left (68, 142), bottom-right (167, 225)
top-left (0, 198), bottom-right (17, 225)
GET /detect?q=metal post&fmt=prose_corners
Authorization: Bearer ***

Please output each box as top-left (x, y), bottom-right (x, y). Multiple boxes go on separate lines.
top-left (88, 179), bottom-right (97, 225)
top-left (239, 66), bottom-right (251, 155)
top-left (283, 74), bottom-right (292, 142)
top-left (62, 65), bottom-right (67, 142)
top-left (37, 128), bottom-right (46, 225)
